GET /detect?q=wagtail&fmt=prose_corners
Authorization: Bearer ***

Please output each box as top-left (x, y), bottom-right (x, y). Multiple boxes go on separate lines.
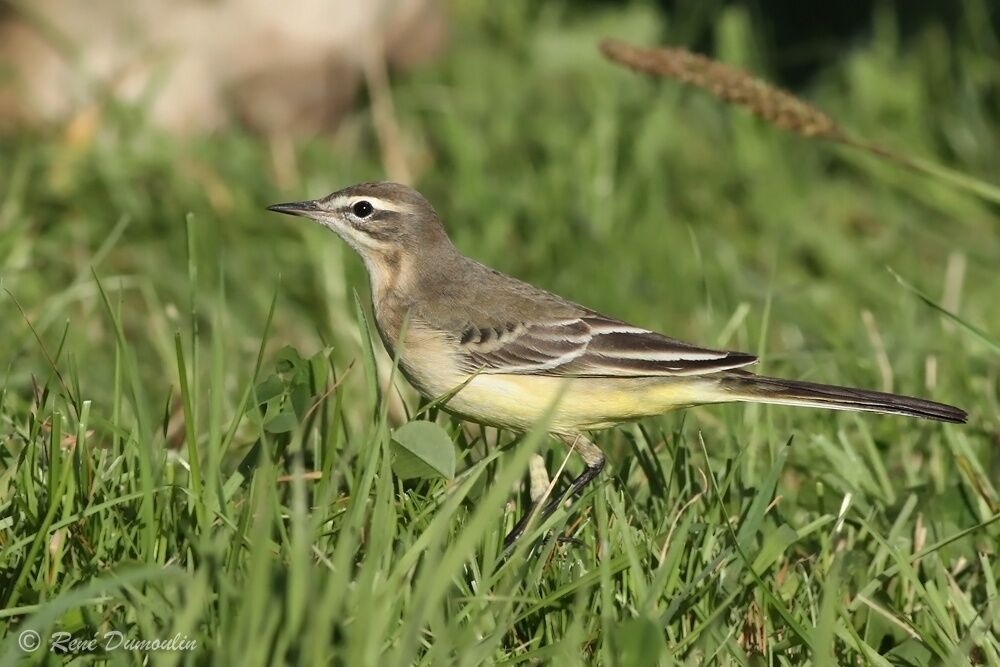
top-left (268, 182), bottom-right (967, 547)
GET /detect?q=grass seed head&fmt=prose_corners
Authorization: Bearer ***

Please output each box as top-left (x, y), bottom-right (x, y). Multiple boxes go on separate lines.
top-left (600, 39), bottom-right (846, 141)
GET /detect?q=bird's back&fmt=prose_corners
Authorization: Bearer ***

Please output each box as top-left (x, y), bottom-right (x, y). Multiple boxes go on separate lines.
top-left (409, 252), bottom-right (586, 333)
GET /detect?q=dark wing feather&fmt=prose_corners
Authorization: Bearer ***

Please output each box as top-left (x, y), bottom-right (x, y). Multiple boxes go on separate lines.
top-left (459, 313), bottom-right (756, 377)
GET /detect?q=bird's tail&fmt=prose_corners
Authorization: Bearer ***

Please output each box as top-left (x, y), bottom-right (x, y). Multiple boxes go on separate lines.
top-left (714, 372), bottom-right (967, 423)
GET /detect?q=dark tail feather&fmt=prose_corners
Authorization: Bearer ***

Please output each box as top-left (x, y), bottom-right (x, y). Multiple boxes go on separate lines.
top-left (717, 373), bottom-right (967, 424)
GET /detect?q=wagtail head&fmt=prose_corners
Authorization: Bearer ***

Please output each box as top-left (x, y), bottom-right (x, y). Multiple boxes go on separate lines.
top-left (267, 181), bottom-right (451, 258)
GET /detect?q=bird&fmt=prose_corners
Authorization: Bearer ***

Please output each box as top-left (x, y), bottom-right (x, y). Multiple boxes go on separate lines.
top-left (268, 181), bottom-right (967, 548)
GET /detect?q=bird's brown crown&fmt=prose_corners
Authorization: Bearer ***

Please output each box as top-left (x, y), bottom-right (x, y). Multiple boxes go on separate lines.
top-left (268, 181), bottom-right (451, 252)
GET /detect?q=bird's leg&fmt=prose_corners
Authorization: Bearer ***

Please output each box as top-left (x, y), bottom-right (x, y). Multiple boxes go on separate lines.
top-left (503, 434), bottom-right (606, 550)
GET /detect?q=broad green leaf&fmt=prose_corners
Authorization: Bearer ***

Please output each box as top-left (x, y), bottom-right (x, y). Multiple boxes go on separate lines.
top-left (391, 420), bottom-right (455, 480)
top-left (253, 375), bottom-right (284, 405)
top-left (290, 381), bottom-right (311, 418)
top-left (264, 410), bottom-right (298, 434)
top-left (276, 345), bottom-right (305, 374)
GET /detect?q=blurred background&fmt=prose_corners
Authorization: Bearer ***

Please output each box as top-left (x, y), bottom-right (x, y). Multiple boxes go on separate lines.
top-left (1, 0), bottom-right (996, 426)
top-left (1, 0), bottom-right (998, 660)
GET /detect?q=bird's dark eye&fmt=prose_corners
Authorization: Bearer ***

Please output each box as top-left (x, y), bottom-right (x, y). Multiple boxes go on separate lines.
top-left (352, 200), bottom-right (374, 218)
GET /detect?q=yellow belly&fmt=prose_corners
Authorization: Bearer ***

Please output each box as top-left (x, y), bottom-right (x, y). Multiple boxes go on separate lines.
top-left (440, 373), bottom-right (713, 433)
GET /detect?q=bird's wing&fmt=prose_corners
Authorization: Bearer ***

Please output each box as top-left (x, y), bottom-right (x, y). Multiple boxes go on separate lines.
top-left (457, 313), bottom-right (757, 377)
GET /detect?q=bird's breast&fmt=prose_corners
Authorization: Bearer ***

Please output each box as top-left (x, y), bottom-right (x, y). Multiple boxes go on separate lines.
top-left (374, 315), bottom-right (468, 399)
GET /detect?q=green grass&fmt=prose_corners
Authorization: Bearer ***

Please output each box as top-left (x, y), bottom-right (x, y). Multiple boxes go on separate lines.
top-left (1, 1), bottom-right (998, 664)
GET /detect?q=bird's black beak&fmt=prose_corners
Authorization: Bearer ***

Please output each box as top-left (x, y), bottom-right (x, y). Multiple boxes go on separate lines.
top-left (266, 200), bottom-right (321, 217)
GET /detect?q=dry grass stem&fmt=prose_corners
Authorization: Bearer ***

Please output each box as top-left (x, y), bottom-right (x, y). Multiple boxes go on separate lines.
top-left (600, 39), bottom-right (846, 141)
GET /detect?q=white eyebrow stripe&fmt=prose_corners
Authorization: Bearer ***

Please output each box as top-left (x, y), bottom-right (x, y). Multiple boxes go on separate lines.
top-left (329, 195), bottom-right (409, 213)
